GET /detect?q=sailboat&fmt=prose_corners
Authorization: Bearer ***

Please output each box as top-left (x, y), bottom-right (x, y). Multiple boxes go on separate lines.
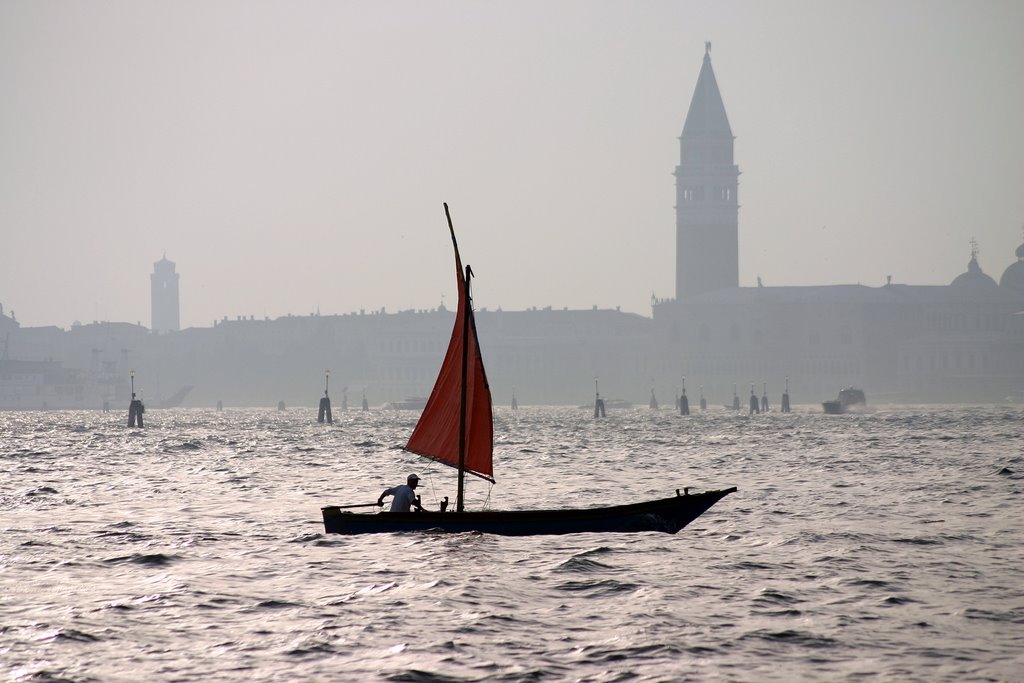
top-left (321, 204), bottom-right (736, 535)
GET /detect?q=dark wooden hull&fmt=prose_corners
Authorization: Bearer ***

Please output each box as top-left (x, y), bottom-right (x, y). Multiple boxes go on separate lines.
top-left (322, 487), bottom-right (736, 536)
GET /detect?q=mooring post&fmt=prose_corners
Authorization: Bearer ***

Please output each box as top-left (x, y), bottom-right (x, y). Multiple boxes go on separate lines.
top-left (361, 388), bottom-right (369, 411)
top-left (511, 386), bottom-right (518, 411)
top-left (593, 377), bottom-right (605, 418)
top-left (318, 370), bottom-right (333, 423)
top-left (732, 384), bottom-right (740, 411)
top-left (127, 370), bottom-right (144, 427)
top-left (699, 384), bottom-right (707, 411)
top-left (749, 384), bottom-right (759, 414)
top-left (761, 382), bottom-right (769, 412)
top-left (679, 377), bottom-right (689, 415)
top-left (127, 370), bottom-right (135, 426)
top-left (781, 376), bottom-right (791, 413)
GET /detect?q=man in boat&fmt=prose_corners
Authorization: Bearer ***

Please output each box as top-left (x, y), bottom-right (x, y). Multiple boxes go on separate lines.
top-left (376, 474), bottom-right (423, 512)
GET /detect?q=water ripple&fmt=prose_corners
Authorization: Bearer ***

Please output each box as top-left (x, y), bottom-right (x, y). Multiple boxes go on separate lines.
top-left (0, 404), bottom-right (1021, 681)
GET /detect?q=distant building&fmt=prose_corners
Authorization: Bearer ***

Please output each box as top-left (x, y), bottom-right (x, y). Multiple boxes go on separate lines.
top-left (3, 48), bottom-right (1022, 409)
top-left (151, 254), bottom-right (180, 334)
top-left (655, 47), bottom-right (1024, 404)
top-left (0, 303), bottom-right (18, 337)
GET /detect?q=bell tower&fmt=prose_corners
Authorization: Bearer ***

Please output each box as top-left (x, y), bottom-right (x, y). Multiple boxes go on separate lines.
top-left (151, 253), bottom-right (180, 334)
top-left (675, 43), bottom-right (739, 300)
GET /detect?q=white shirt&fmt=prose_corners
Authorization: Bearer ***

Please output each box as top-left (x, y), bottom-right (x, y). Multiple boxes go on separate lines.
top-left (383, 484), bottom-right (418, 512)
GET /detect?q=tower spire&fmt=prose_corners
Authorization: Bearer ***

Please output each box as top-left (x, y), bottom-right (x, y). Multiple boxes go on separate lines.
top-left (675, 45), bottom-right (739, 301)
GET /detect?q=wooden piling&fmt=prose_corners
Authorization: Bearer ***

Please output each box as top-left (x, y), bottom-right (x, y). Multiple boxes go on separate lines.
top-left (127, 371), bottom-right (144, 427)
top-left (318, 371), bottom-right (333, 423)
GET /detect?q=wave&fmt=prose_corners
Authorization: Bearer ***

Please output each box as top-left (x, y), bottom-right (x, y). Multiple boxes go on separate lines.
top-left (102, 553), bottom-right (176, 566)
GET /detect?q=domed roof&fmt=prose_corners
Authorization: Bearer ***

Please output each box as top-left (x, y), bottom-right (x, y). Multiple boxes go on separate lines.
top-left (951, 254), bottom-right (997, 290)
top-left (1000, 238), bottom-right (1024, 291)
top-left (1001, 261), bottom-right (1024, 290)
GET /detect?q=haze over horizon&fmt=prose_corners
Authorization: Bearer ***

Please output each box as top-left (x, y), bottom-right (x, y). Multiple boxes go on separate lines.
top-left (2, 1), bottom-right (1023, 330)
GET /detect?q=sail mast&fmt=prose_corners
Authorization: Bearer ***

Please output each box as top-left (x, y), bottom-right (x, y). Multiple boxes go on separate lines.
top-left (445, 202), bottom-right (470, 512)
top-left (404, 203), bottom-right (493, 495)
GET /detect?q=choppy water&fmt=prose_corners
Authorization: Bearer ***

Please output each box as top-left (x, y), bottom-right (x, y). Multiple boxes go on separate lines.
top-left (2, 404), bottom-right (1022, 682)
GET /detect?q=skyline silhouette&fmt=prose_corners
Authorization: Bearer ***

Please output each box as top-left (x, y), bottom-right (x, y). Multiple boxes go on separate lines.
top-left (2, 2), bottom-right (1023, 330)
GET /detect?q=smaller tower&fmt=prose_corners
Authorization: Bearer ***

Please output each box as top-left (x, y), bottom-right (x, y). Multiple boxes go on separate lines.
top-left (151, 254), bottom-right (180, 333)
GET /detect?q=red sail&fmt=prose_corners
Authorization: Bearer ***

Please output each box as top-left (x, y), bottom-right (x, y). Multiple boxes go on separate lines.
top-left (403, 233), bottom-right (494, 481)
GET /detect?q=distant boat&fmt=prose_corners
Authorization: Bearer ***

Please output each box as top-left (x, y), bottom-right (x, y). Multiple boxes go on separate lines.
top-left (159, 385), bottom-right (193, 409)
top-left (603, 398), bottom-right (633, 410)
top-left (578, 398), bottom-right (633, 410)
top-left (385, 396), bottom-right (429, 411)
top-left (322, 204), bottom-right (736, 536)
top-left (822, 387), bottom-right (866, 414)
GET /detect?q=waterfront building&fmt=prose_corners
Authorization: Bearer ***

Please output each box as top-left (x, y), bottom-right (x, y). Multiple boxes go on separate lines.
top-left (654, 48), bottom-right (1024, 405)
top-left (3, 49), bottom-right (1021, 408)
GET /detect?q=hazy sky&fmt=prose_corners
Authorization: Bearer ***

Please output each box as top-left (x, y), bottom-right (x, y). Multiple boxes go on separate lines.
top-left (2, 1), bottom-right (1023, 330)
